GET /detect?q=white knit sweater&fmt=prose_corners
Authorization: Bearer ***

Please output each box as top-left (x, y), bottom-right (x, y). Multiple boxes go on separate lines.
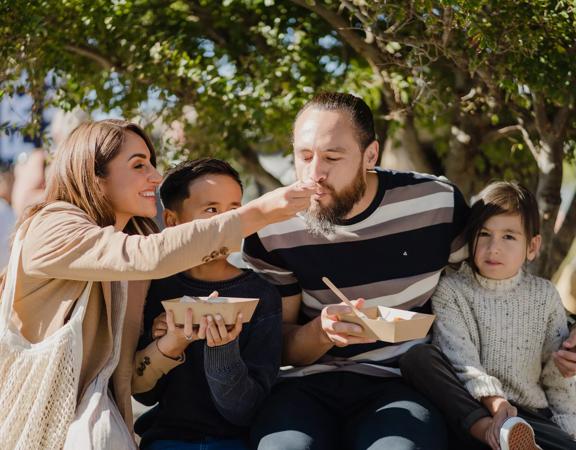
top-left (432, 262), bottom-right (576, 437)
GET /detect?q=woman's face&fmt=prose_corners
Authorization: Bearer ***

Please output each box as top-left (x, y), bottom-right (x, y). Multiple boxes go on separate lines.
top-left (100, 131), bottom-right (162, 229)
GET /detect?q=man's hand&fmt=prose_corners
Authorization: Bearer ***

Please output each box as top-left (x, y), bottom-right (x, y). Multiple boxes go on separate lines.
top-left (554, 326), bottom-right (576, 377)
top-left (205, 312), bottom-right (243, 347)
top-left (320, 298), bottom-right (377, 347)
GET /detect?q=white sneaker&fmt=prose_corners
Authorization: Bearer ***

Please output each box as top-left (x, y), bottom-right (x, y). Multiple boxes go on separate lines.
top-left (500, 417), bottom-right (542, 450)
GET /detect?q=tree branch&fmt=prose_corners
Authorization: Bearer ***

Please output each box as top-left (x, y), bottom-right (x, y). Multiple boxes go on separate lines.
top-left (235, 144), bottom-right (282, 192)
top-left (482, 124), bottom-right (539, 160)
top-left (442, 6), bottom-right (453, 48)
top-left (290, 0), bottom-right (388, 68)
top-left (64, 44), bottom-right (113, 70)
top-left (549, 192), bottom-right (576, 277)
top-left (290, 0), bottom-right (400, 110)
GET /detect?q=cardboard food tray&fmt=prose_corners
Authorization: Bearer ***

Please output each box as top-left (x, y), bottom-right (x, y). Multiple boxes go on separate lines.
top-left (340, 306), bottom-right (435, 343)
top-left (162, 296), bottom-right (259, 325)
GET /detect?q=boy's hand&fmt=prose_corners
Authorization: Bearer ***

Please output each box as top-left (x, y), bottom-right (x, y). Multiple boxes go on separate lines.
top-left (205, 312), bottom-right (243, 347)
top-left (157, 309), bottom-right (207, 358)
top-left (152, 291), bottom-right (219, 340)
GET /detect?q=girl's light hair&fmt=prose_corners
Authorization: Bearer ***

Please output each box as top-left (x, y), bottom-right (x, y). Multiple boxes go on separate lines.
top-left (20, 119), bottom-right (159, 235)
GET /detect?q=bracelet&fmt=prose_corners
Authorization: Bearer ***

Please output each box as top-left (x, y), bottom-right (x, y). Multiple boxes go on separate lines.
top-left (155, 339), bottom-right (185, 362)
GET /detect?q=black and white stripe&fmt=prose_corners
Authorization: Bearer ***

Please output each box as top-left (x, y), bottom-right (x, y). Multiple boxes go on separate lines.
top-left (243, 168), bottom-right (469, 377)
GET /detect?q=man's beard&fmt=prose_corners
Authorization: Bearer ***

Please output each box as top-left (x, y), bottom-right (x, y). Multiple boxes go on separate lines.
top-left (303, 164), bottom-right (367, 237)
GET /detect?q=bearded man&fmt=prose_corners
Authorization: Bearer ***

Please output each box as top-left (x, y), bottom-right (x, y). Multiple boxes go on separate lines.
top-left (243, 92), bottom-right (482, 450)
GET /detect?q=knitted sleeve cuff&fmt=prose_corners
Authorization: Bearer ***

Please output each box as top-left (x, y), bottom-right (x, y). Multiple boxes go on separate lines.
top-left (552, 414), bottom-right (576, 438)
top-left (465, 376), bottom-right (506, 400)
top-left (204, 339), bottom-right (243, 374)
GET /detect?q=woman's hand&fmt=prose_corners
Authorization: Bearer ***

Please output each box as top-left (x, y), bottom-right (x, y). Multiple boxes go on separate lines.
top-left (205, 312), bottom-right (243, 347)
top-left (156, 309), bottom-right (207, 359)
top-left (152, 312), bottom-right (168, 339)
top-left (239, 180), bottom-right (316, 237)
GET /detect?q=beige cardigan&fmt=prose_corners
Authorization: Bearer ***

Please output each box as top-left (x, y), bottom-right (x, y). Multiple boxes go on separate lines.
top-left (10, 201), bottom-right (242, 432)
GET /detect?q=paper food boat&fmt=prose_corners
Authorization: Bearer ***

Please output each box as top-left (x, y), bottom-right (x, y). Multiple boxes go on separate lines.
top-left (161, 296), bottom-right (259, 325)
top-left (340, 306), bottom-right (435, 343)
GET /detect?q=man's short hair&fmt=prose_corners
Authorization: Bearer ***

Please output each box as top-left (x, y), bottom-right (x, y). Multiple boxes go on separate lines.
top-left (295, 92), bottom-right (377, 150)
top-left (160, 158), bottom-right (243, 211)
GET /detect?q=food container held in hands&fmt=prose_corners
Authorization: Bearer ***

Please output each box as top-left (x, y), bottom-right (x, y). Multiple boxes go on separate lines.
top-left (340, 306), bottom-right (435, 343)
top-left (161, 296), bottom-right (259, 325)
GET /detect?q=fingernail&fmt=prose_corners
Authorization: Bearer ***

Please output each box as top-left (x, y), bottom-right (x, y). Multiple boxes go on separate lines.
top-left (238, 313), bottom-right (243, 319)
top-left (354, 326), bottom-right (362, 333)
top-left (215, 314), bottom-right (222, 320)
top-left (207, 316), bottom-right (213, 322)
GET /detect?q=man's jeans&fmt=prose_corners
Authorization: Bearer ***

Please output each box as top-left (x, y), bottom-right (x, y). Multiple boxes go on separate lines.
top-left (144, 438), bottom-right (247, 450)
top-left (250, 371), bottom-right (447, 450)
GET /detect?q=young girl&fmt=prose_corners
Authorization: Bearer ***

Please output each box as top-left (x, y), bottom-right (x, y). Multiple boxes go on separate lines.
top-left (0, 119), bottom-right (314, 449)
top-left (432, 181), bottom-right (576, 450)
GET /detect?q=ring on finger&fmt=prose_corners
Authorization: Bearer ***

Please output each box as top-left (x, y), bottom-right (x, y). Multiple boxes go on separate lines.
top-left (184, 334), bottom-right (193, 341)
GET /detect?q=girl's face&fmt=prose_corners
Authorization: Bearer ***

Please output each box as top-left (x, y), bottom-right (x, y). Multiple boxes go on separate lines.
top-left (473, 213), bottom-right (541, 280)
top-left (100, 131), bottom-right (162, 230)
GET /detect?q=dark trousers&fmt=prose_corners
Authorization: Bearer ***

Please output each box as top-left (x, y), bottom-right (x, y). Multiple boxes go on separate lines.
top-left (249, 371), bottom-right (447, 450)
top-left (399, 344), bottom-right (576, 450)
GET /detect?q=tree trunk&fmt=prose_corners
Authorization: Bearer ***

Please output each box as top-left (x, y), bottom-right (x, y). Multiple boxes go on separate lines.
top-left (380, 113), bottom-right (434, 174)
top-left (235, 145), bottom-right (283, 192)
top-left (530, 99), bottom-right (570, 279)
top-left (548, 188), bottom-right (576, 279)
top-left (532, 136), bottom-right (564, 279)
top-left (443, 130), bottom-right (478, 199)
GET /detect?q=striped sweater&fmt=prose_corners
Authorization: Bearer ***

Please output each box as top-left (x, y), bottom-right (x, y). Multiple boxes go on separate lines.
top-left (243, 168), bottom-right (469, 377)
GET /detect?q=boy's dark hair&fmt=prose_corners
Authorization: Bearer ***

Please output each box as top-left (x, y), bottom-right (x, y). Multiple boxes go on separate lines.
top-left (160, 158), bottom-right (243, 211)
top-left (466, 181), bottom-right (540, 269)
top-left (294, 92), bottom-right (377, 150)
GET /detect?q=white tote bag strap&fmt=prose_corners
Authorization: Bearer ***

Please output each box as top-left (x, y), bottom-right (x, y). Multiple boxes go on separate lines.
top-left (0, 227), bottom-right (25, 330)
top-left (0, 226), bottom-right (93, 332)
top-left (66, 280), bottom-right (94, 325)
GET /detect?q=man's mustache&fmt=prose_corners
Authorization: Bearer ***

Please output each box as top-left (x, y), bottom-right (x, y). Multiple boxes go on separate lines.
top-left (311, 180), bottom-right (335, 194)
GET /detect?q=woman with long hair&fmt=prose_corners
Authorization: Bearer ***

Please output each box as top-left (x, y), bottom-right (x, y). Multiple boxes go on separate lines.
top-left (0, 119), bottom-right (314, 449)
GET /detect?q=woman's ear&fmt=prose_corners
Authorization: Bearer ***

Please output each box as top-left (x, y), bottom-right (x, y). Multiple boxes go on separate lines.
top-left (95, 175), bottom-right (106, 195)
top-left (527, 234), bottom-right (542, 261)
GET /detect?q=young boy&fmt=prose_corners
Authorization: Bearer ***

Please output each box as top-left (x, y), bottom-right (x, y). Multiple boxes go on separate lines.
top-left (132, 159), bottom-right (282, 450)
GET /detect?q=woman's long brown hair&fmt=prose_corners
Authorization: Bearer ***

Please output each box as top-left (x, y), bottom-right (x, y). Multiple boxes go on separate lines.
top-left (19, 119), bottom-right (159, 235)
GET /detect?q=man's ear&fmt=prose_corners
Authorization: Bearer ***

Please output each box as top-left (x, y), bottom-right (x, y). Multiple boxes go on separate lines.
top-left (364, 140), bottom-right (379, 169)
top-left (163, 209), bottom-right (179, 228)
top-left (527, 234), bottom-right (542, 261)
